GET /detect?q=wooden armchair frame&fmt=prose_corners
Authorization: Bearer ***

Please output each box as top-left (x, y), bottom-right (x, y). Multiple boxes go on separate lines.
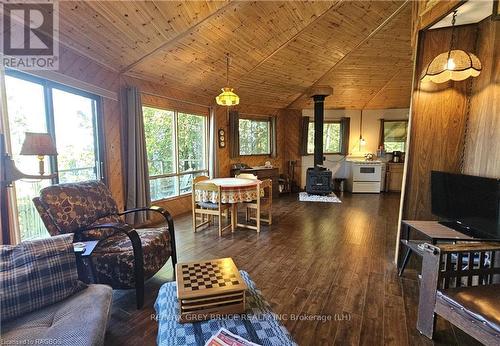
top-left (417, 242), bottom-right (500, 345)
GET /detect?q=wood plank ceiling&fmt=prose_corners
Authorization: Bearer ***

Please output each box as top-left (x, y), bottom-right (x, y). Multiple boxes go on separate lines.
top-left (59, 1), bottom-right (413, 110)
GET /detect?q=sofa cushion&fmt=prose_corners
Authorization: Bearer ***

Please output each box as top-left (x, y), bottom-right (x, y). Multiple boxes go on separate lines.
top-left (0, 234), bottom-right (86, 322)
top-left (37, 180), bottom-right (119, 234)
top-left (438, 284), bottom-right (500, 333)
top-left (1, 284), bottom-right (112, 346)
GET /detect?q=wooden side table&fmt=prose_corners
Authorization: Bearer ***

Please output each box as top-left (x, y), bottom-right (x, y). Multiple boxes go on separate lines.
top-left (74, 240), bottom-right (99, 283)
top-left (397, 221), bottom-right (473, 277)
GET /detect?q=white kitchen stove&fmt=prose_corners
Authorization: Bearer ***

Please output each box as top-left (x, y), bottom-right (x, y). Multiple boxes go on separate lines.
top-left (346, 159), bottom-right (383, 193)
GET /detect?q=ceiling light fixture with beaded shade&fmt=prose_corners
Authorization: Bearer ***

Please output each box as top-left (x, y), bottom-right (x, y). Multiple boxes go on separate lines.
top-left (421, 10), bottom-right (482, 84)
top-left (216, 53), bottom-right (240, 106)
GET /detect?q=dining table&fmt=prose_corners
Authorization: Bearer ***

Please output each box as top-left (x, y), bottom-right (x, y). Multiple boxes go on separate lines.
top-left (194, 177), bottom-right (264, 232)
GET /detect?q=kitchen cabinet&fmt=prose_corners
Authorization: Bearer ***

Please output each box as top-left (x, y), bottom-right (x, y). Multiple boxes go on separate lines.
top-left (386, 163), bottom-right (404, 192)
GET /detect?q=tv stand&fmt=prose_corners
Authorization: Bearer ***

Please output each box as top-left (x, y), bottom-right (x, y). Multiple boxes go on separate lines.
top-left (397, 220), bottom-right (474, 277)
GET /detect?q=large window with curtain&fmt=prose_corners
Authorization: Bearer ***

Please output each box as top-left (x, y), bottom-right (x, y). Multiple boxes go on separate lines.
top-left (381, 120), bottom-right (408, 152)
top-left (4, 70), bottom-right (104, 241)
top-left (142, 106), bottom-right (209, 201)
top-left (300, 117), bottom-right (350, 156)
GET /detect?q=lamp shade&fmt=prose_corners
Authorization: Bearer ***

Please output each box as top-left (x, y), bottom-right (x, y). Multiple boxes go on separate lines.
top-left (215, 87), bottom-right (240, 106)
top-left (421, 49), bottom-right (482, 83)
top-left (20, 132), bottom-right (57, 156)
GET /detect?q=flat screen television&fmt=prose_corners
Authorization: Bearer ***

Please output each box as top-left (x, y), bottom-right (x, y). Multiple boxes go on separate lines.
top-left (431, 171), bottom-right (500, 239)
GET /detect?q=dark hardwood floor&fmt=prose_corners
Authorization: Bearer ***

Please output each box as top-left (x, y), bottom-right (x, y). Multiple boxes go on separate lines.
top-left (105, 193), bottom-right (479, 346)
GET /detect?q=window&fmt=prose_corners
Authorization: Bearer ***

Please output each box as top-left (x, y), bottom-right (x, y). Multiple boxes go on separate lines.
top-left (238, 118), bottom-right (271, 155)
top-left (307, 121), bottom-right (342, 154)
top-left (4, 70), bottom-right (104, 241)
top-left (143, 106), bottom-right (208, 201)
top-left (382, 120), bottom-right (408, 152)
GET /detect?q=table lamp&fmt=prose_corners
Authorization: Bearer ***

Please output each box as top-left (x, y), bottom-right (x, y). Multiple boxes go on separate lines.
top-left (1, 132), bottom-right (57, 242)
top-left (19, 132), bottom-right (57, 176)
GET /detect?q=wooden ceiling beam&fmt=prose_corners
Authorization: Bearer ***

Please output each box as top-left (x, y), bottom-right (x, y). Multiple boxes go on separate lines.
top-left (285, 0), bottom-right (410, 109)
top-left (120, 0), bottom-right (237, 74)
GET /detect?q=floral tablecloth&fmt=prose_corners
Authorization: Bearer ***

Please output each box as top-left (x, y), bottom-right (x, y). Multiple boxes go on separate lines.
top-left (195, 178), bottom-right (264, 204)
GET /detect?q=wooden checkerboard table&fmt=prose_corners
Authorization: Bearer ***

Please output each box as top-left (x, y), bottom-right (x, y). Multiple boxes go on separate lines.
top-left (176, 258), bottom-right (247, 323)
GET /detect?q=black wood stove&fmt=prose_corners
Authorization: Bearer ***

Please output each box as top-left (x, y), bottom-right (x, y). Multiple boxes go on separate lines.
top-left (305, 90), bottom-right (333, 195)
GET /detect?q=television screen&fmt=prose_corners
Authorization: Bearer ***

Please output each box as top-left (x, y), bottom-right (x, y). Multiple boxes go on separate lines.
top-left (431, 171), bottom-right (500, 239)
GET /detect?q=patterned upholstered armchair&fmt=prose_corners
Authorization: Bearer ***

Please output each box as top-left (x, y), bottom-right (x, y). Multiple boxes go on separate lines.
top-left (32, 180), bottom-right (177, 309)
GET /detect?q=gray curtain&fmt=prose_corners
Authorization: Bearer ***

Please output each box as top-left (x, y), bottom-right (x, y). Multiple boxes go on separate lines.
top-left (125, 87), bottom-right (150, 224)
top-left (340, 117), bottom-right (350, 155)
top-left (269, 116), bottom-right (277, 158)
top-left (229, 110), bottom-right (239, 159)
top-left (300, 116), bottom-right (310, 156)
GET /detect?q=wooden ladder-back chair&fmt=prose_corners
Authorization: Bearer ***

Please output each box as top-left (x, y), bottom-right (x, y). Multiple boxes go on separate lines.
top-left (245, 179), bottom-right (272, 228)
top-left (192, 176), bottom-right (231, 236)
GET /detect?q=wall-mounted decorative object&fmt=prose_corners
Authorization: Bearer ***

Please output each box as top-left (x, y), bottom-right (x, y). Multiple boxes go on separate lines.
top-left (493, 0), bottom-right (500, 20)
top-left (218, 128), bottom-right (226, 148)
top-left (421, 10), bottom-right (482, 83)
top-left (215, 53), bottom-right (240, 106)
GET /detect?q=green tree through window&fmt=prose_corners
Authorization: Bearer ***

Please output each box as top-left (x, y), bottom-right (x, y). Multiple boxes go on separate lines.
top-left (143, 106), bottom-right (208, 201)
top-left (239, 118), bottom-right (270, 155)
top-left (307, 122), bottom-right (341, 154)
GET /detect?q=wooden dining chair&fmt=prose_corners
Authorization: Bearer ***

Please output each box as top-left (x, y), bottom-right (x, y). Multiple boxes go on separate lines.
top-left (245, 179), bottom-right (272, 229)
top-left (235, 173), bottom-right (258, 180)
top-left (191, 176), bottom-right (231, 236)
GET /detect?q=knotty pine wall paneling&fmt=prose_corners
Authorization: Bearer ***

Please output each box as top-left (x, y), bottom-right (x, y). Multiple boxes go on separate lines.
top-left (402, 24), bottom-right (477, 221)
top-left (278, 108), bottom-right (303, 188)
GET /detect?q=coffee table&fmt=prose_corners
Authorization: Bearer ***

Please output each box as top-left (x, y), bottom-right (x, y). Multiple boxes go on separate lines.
top-left (155, 270), bottom-right (296, 346)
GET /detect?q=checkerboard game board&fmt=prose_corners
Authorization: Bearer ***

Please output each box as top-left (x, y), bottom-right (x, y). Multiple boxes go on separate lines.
top-left (180, 260), bottom-right (241, 291)
top-left (175, 258), bottom-right (247, 323)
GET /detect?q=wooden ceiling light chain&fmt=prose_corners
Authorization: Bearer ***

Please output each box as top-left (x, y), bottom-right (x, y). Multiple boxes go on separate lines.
top-left (459, 25), bottom-right (480, 173)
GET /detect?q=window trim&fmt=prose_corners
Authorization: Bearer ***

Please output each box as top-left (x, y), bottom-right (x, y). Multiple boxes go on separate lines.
top-left (142, 104), bottom-right (210, 201)
top-left (305, 119), bottom-right (343, 155)
top-left (5, 69), bottom-right (106, 184)
top-left (238, 116), bottom-right (272, 156)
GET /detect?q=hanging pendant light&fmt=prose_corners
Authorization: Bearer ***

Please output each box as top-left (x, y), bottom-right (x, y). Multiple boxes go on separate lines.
top-left (421, 10), bottom-right (481, 83)
top-left (216, 53), bottom-right (240, 106)
top-left (359, 110), bottom-right (366, 149)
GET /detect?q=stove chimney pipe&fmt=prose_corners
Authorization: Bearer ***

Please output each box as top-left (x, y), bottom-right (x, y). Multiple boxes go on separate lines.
top-left (308, 86), bottom-right (333, 167)
top-left (313, 95), bottom-right (325, 167)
